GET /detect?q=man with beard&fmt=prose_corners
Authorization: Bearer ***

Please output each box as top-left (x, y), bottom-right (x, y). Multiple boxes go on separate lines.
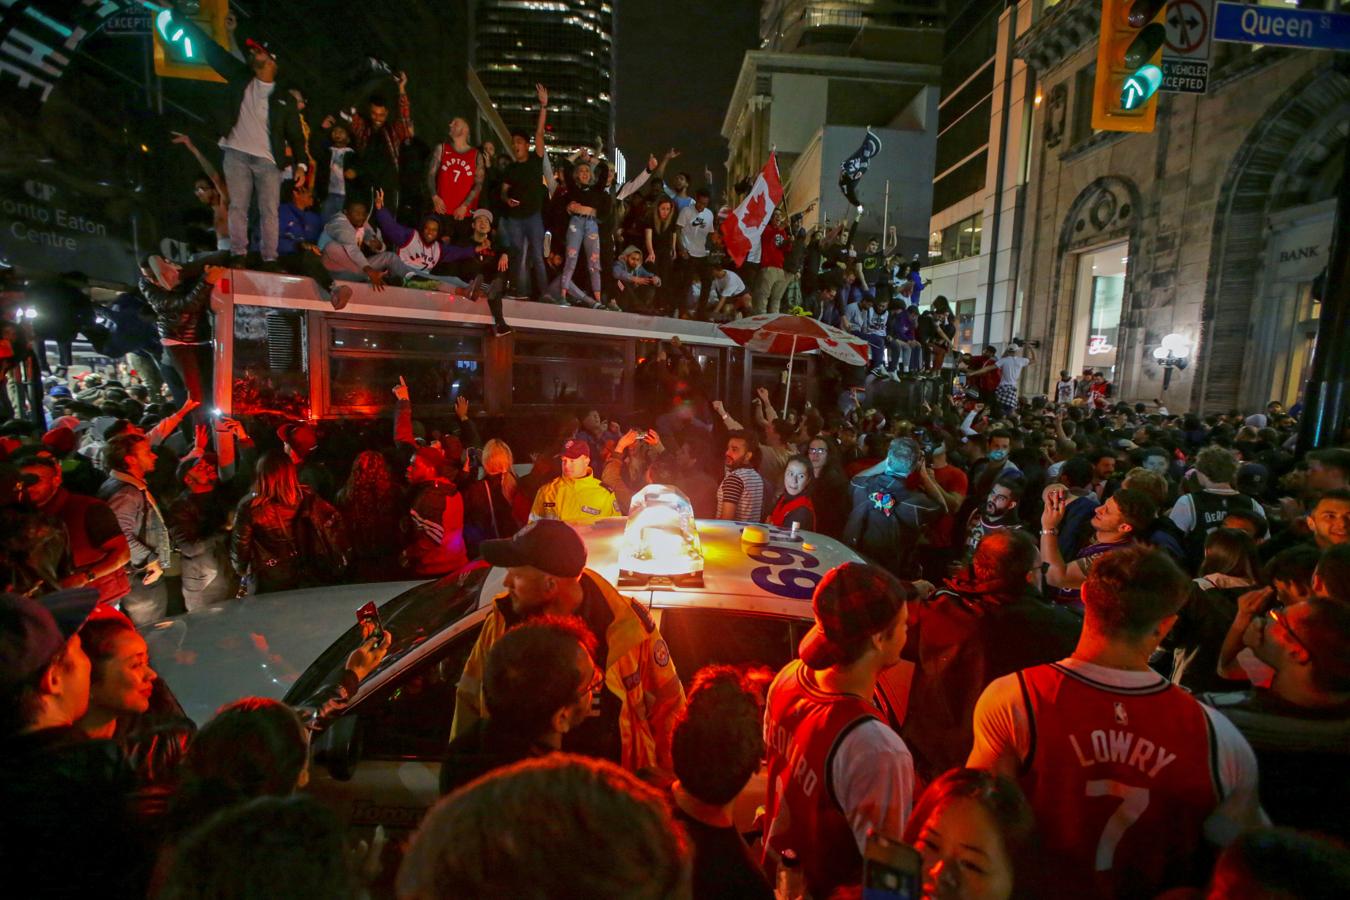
top-left (963, 474), bottom-right (1027, 559)
top-left (450, 520), bottom-right (685, 771)
top-left (428, 116), bottom-right (486, 231)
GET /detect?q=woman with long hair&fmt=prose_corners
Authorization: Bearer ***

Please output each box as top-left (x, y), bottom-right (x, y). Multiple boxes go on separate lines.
top-left (336, 449), bottom-right (403, 582)
top-left (805, 435), bottom-right (851, 537)
top-left (646, 196), bottom-right (680, 315)
top-left (767, 455), bottom-right (816, 531)
top-left (903, 768), bottom-right (1043, 900)
top-left (1167, 527), bottom-right (1263, 694)
top-left (230, 450), bottom-right (309, 594)
top-left (463, 438), bottom-right (523, 559)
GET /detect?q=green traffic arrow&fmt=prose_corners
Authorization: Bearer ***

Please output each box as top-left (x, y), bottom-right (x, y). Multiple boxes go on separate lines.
top-left (1121, 65), bottom-right (1163, 111)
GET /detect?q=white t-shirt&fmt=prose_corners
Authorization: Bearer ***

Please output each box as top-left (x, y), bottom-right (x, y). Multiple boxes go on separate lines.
top-left (968, 657), bottom-right (1267, 846)
top-left (221, 78), bottom-right (276, 162)
top-left (708, 270), bottom-right (746, 302)
top-left (677, 204), bottom-right (714, 257)
top-left (996, 354), bottom-right (1030, 388)
top-left (832, 719), bottom-right (916, 853)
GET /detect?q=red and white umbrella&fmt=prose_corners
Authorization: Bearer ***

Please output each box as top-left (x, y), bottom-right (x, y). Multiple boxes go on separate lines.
top-left (719, 314), bottom-right (869, 415)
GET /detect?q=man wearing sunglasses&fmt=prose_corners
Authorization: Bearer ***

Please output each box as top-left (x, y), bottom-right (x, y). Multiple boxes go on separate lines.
top-left (1201, 594), bottom-right (1350, 840)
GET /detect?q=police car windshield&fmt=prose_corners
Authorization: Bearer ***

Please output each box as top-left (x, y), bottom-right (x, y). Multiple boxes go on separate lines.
top-left (284, 565), bottom-right (490, 710)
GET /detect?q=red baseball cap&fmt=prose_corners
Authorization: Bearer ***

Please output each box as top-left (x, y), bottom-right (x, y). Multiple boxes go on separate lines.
top-left (798, 563), bottom-right (914, 670)
top-left (561, 439), bottom-right (590, 460)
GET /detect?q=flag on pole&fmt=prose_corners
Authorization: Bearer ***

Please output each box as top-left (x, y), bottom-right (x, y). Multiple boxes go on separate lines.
top-left (839, 128), bottom-right (882, 208)
top-left (720, 154), bottom-right (782, 267)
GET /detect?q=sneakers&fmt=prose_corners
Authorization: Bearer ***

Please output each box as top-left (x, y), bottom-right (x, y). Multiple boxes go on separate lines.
top-left (869, 367), bottom-right (888, 379)
top-left (494, 322), bottom-right (513, 336)
top-left (329, 285), bottom-right (352, 311)
top-left (606, 300), bottom-right (622, 312)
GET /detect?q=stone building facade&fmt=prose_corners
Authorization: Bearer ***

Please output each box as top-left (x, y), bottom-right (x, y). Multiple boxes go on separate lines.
top-left (1013, 0), bottom-right (1346, 414)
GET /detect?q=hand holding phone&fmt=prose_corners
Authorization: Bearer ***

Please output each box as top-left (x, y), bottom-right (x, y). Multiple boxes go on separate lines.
top-left (863, 831), bottom-right (921, 900)
top-left (356, 601), bottom-right (385, 646)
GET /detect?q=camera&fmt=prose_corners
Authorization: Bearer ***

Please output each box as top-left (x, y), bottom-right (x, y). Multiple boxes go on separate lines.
top-left (1011, 337), bottom-right (1041, 349)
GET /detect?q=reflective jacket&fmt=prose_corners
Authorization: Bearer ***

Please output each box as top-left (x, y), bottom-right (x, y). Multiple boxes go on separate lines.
top-left (528, 471), bottom-right (622, 525)
top-left (451, 570), bottom-right (687, 771)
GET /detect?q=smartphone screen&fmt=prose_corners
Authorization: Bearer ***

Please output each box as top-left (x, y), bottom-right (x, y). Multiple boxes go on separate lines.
top-left (862, 832), bottom-right (921, 900)
top-left (356, 601), bottom-right (384, 645)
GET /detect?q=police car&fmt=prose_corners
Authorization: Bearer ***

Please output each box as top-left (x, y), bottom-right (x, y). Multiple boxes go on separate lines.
top-left (142, 486), bottom-right (866, 834)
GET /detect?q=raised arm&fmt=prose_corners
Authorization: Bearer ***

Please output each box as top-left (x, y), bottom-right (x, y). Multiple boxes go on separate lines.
top-left (170, 132), bottom-right (226, 197)
top-left (533, 83), bottom-right (549, 157)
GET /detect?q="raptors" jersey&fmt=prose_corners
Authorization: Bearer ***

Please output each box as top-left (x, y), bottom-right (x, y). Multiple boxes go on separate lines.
top-left (1017, 662), bottom-right (1220, 898)
top-left (436, 144), bottom-right (479, 213)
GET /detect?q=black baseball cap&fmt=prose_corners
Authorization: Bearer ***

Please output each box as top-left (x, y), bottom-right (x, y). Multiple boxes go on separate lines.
top-left (480, 520), bottom-right (588, 579)
top-left (0, 588), bottom-right (99, 691)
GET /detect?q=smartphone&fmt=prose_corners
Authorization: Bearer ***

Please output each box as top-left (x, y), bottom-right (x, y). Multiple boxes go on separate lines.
top-left (862, 831), bottom-right (922, 900)
top-left (356, 601), bottom-right (385, 646)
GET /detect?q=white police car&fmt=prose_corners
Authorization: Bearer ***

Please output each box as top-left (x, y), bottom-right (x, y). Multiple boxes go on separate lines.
top-left (143, 487), bottom-right (866, 833)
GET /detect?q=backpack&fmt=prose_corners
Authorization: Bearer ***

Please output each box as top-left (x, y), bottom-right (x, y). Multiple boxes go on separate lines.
top-left (295, 492), bottom-right (352, 582)
top-left (845, 473), bottom-right (924, 579)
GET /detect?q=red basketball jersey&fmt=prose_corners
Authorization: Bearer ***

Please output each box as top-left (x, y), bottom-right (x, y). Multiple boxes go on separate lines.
top-left (436, 144), bottom-right (478, 212)
top-left (763, 660), bottom-right (881, 899)
top-left (1017, 663), bottom-right (1221, 899)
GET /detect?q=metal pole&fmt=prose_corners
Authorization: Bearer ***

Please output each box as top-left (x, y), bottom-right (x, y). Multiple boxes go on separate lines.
top-left (882, 179), bottom-right (890, 238)
top-left (1296, 63), bottom-right (1350, 453)
top-left (784, 335), bottom-right (798, 418)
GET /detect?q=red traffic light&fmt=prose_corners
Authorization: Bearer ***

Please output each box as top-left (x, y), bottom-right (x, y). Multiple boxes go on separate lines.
top-left (1127, 0), bottom-right (1167, 28)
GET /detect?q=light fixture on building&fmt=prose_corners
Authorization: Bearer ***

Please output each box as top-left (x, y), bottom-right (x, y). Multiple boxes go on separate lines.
top-left (1152, 333), bottom-right (1191, 390)
top-left (1034, 89), bottom-right (1043, 107)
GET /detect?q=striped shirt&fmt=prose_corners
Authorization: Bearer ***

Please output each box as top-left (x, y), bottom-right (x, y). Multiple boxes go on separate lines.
top-left (717, 467), bottom-right (765, 522)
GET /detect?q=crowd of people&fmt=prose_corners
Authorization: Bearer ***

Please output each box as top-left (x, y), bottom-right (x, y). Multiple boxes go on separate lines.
top-left (1, 10), bottom-right (1348, 900)
top-left (4, 300), bottom-right (1349, 897)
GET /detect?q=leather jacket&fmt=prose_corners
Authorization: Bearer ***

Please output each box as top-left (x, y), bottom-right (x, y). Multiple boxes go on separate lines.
top-left (138, 275), bottom-right (213, 344)
top-left (230, 489), bottom-right (309, 591)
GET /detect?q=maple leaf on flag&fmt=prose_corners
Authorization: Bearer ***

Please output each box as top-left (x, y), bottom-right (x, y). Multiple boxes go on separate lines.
top-left (742, 191), bottom-right (768, 229)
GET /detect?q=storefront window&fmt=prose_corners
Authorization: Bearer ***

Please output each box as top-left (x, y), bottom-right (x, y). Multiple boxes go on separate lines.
top-left (1069, 243), bottom-right (1127, 381)
top-left (955, 298), bottom-right (976, 352)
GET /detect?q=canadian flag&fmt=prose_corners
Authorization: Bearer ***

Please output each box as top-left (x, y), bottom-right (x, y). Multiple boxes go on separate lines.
top-left (720, 154), bottom-right (782, 267)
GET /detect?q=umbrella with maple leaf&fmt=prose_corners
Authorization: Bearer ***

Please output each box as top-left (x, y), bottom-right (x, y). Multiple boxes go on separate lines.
top-left (718, 314), bottom-right (869, 415)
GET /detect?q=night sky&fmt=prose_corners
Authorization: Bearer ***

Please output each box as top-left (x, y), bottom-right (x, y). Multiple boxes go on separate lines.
top-left (615, 0), bottom-right (760, 195)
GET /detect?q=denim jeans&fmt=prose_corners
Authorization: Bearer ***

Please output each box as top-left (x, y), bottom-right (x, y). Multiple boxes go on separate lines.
top-left (501, 213), bottom-right (549, 297)
top-left (546, 273), bottom-right (593, 305)
top-left (320, 192), bottom-right (345, 223)
top-left (223, 147), bottom-right (283, 261)
top-left (560, 216), bottom-right (601, 299)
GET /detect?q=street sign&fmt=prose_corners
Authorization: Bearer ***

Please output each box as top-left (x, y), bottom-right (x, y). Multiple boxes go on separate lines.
top-left (1161, 0), bottom-right (1213, 94)
top-left (103, 10), bottom-right (150, 35)
top-left (1213, 2), bottom-right (1350, 52)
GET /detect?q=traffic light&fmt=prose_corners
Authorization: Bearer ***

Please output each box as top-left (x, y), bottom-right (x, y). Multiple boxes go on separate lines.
top-left (1092, 0), bottom-right (1167, 133)
top-left (152, 0), bottom-right (228, 83)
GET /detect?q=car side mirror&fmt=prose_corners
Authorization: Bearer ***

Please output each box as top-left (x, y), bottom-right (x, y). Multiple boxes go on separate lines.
top-left (313, 713), bottom-right (362, 781)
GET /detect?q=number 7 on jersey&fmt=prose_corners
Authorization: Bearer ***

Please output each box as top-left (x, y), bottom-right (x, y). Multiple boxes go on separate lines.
top-left (1086, 780), bottom-right (1149, 870)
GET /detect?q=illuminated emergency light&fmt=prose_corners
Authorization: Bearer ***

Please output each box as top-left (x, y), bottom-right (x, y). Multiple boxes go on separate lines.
top-left (619, 485), bottom-right (703, 586)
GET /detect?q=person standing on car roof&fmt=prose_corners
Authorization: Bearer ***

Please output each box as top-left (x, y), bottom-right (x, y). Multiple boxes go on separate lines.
top-left (450, 520), bottom-right (686, 771)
